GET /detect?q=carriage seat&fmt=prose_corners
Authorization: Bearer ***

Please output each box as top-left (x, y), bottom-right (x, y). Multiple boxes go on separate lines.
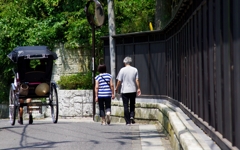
top-left (19, 71), bottom-right (50, 97)
top-left (24, 71), bottom-right (46, 82)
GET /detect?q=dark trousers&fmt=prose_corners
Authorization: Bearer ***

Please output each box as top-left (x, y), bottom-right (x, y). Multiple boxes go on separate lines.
top-left (98, 97), bottom-right (111, 117)
top-left (122, 92), bottom-right (136, 124)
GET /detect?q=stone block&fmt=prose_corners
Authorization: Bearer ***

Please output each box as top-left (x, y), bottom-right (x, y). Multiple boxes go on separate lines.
top-left (111, 100), bottom-right (121, 106)
top-left (95, 103), bottom-right (99, 115)
top-left (155, 110), bottom-right (163, 123)
top-left (138, 102), bottom-right (158, 108)
top-left (73, 96), bottom-right (83, 103)
top-left (135, 108), bottom-right (158, 120)
top-left (169, 112), bottom-right (186, 138)
top-left (180, 132), bottom-right (203, 150)
top-left (59, 90), bottom-right (72, 98)
top-left (74, 103), bottom-right (83, 116)
top-left (111, 105), bottom-right (124, 117)
top-left (94, 114), bottom-right (100, 122)
top-left (82, 96), bottom-right (92, 103)
top-left (82, 103), bottom-right (93, 116)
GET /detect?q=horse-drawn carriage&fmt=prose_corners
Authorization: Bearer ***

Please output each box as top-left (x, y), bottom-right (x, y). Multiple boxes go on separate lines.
top-left (8, 46), bottom-right (58, 125)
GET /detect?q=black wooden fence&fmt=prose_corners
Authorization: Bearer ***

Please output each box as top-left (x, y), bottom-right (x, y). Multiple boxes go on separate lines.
top-left (102, 0), bottom-right (240, 149)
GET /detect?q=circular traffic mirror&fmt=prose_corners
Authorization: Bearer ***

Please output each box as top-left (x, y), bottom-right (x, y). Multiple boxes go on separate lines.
top-left (85, 0), bottom-right (105, 27)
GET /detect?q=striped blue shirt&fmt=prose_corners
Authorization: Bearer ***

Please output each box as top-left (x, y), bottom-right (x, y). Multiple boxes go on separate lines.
top-left (95, 73), bottom-right (112, 97)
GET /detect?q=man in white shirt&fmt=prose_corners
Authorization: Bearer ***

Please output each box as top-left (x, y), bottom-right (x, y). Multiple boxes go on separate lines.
top-left (115, 56), bottom-right (141, 125)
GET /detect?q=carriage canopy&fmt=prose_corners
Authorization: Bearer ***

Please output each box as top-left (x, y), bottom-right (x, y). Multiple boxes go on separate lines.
top-left (7, 46), bottom-right (58, 63)
top-left (7, 46), bottom-right (58, 83)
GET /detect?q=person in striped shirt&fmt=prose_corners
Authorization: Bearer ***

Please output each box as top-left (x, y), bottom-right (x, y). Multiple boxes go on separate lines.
top-left (95, 64), bottom-right (115, 125)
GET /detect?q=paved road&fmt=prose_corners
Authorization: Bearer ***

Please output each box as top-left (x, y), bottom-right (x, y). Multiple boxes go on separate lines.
top-left (0, 118), bottom-right (172, 150)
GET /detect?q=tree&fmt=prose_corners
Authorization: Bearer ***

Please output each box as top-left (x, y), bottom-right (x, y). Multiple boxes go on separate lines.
top-left (114, 0), bottom-right (155, 33)
top-left (0, 0), bottom-right (101, 102)
top-left (155, 0), bottom-right (172, 30)
top-left (0, 0), bottom-right (156, 102)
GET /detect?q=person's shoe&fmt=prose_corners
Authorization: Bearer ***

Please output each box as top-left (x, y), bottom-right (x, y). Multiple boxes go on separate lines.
top-left (126, 123), bottom-right (131, 126)
top-left (101, 120), bottom-right (106, 125)
top-left (130, 117), bottom-right (135, 124)
top-left (106, 112), bottom-right (111, 125)
top-left (18, 117), bottom-right (23, 125)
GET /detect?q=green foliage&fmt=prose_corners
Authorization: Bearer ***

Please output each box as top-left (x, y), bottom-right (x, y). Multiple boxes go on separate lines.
top-left (57, 71), bottom-right (92, 90)
top-left (0, 0), bottom-right (155, 102)
top-left (114, 0), bottom-right (155, 33)
top-left (0, 0), bottom-right (101, 102)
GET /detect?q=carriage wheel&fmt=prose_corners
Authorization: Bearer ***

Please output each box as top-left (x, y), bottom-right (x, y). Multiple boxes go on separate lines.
top-left (9, 87), bottom-right (18, 126)
top-left (50, 83), bottom-right (58, 123)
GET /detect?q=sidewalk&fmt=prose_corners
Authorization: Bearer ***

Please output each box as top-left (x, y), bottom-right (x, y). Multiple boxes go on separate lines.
top-left (138, 124), bottom-right (172, 150)
top-left (55, 118), bottom-right (173, 150)
top-left (33, 116), bottom-right (222, 150)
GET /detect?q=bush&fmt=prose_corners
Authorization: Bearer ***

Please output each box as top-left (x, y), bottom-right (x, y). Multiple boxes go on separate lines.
top-left (57, 71), bottom-right (92, 90)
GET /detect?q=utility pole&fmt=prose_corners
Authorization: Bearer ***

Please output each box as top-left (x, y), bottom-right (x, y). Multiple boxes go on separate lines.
top-left (107, 0), bottom-right (116, 89)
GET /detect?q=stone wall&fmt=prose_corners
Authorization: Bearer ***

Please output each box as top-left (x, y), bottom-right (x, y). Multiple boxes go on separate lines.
top-left (57, 90), bottom-right (93, 118)
top-left (51, 44), bottom-right (90, 82)
top-left (30, 90), bottom-right (94, 119)
top-left (0, 90), bottom-right (94, 119)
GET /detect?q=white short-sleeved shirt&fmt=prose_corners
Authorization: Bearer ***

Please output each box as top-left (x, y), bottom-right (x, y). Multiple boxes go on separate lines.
top-left (116, 66), bottom-right (139, 93)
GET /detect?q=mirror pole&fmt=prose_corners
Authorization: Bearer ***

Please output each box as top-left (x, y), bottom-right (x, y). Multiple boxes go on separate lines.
top-left (92, 25), bottom-right (96, 121)
top-left (85, 0), bottom-right (105, 122)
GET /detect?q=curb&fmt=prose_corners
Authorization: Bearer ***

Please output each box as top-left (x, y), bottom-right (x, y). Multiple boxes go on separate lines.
top-left (108, 99), bottom-right (220, 150)
top-left (165, 103), bottom-right (210, 150)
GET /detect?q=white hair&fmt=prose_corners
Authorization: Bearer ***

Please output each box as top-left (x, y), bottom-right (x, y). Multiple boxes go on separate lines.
top-left (123, 56), bottom-right (132, 64)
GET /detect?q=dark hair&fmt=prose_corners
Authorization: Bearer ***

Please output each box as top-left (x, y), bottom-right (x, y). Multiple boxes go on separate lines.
top-left (97, 64), bottom-right (106, 73)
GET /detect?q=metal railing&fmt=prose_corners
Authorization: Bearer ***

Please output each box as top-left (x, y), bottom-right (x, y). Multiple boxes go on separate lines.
top-left (102, 0), bottom-right (240, 149)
